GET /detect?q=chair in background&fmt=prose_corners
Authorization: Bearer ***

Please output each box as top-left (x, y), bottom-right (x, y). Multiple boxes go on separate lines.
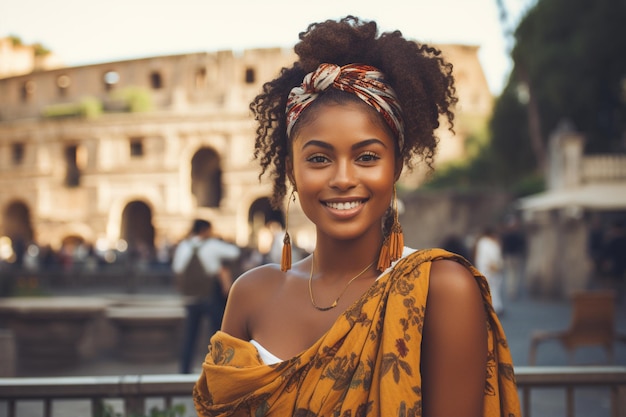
top-left (528, 290), bottom-right (619, 365)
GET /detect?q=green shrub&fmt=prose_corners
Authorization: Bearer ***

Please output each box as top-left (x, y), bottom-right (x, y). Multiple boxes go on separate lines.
top-left (109, 87), bottom-right (153, 113)
top-left (42, 97), bottom-right (102, 119)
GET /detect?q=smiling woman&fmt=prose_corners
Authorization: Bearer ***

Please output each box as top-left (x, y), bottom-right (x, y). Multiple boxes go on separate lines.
top-left (193, 15), bottom-right (521, 417)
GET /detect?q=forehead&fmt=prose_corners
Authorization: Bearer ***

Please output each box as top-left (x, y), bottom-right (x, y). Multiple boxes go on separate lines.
top-left (291, 100), bottom-right (395, 145)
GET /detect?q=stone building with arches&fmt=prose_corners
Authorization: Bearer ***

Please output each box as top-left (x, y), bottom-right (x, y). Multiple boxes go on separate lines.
top-left (0, 40), bottom-right (493, 261)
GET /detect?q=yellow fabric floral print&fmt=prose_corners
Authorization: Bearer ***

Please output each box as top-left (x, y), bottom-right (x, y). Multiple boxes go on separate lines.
top-left (194, 248), bottom-right (521, 416)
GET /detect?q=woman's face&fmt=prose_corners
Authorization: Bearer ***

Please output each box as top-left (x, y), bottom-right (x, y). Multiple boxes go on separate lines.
top-left (290, 101), bottom-right (400, 243)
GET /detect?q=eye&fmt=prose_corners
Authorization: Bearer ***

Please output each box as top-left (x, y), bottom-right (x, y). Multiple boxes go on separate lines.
top-left (357, 151), bottom-right (380, 163)
top-left (306, 153), bottom-right (330, 164)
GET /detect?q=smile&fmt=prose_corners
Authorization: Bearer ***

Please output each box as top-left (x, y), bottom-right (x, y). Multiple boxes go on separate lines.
top-left (324, 200), bottom-right (365, 210)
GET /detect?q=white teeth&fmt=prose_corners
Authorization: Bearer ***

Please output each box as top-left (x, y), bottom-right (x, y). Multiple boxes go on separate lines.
top-left (326, 201), bottom-right (362, 210)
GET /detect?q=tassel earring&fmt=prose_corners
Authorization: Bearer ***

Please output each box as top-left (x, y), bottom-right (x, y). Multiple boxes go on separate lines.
top-left (377, 185), bottom-right (404, 271)
top-left (281, 190), bottom-right (296, 271)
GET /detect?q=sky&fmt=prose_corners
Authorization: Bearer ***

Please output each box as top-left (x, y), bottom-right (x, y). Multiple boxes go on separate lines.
top-left (1, 0), bottom-right (535, 95)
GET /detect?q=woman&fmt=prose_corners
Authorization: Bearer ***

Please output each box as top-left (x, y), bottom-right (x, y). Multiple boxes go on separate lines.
top-left (194, 16), bottom-right (520, 417)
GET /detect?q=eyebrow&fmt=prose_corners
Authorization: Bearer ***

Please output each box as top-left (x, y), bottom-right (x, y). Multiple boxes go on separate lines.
top-left (301, 138), bottom-right (388, 151)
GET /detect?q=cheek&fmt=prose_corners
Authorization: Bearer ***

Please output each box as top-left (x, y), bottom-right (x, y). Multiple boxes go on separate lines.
top-left (375, 183), bottom-right (394, 207)
top-left (368, 162), bottom-right (397, 189)
top-left (292, 166), bottom-right (324, 193)
top-left (372, 167), bottom-right (397, 207)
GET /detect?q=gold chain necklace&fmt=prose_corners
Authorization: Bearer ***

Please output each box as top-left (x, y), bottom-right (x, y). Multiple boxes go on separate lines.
top-left (308, 253), bottom-right (376, 311)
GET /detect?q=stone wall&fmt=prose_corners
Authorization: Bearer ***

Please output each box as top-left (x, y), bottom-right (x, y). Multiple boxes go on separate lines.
top-left (0, 44), bottom-right (495, 258)
top-left (400, 189), bottom-right (514, 254)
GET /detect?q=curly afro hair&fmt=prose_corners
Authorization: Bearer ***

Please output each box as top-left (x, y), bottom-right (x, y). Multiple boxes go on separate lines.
top-left (250, 15), bottom-right (457, 208)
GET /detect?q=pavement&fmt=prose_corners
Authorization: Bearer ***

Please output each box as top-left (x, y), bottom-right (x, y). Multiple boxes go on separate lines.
top-left (1, 288), bottom-right (626, 417)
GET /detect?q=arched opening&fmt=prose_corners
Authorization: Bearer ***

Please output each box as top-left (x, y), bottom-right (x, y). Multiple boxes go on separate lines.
top-left (2, 200), bottom-right (34, 242)
top-left (248, 197), bottom-right (284, 228)
top-left (120, 200), bottom-right (155, 259)
top-left (248, 197), bottom-right (284, 255)
top-left (2, 200), bottom-right (34, 266)
top-left (58, 234), bottom-right (88, 267)
top-left (191, 147), bottom-right (223, 208)
top-left (60, 235), bottom-right (85, 246)
top-left (150, 71), bottom-right (163, 89)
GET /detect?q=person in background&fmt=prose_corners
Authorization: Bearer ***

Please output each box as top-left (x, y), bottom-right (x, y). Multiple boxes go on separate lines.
top-left (171, 219), bottom-right (240, 374)
top-left (587, 216), bottom-right (605, 277)
top-left (474, 226), bottom-right (505, 315)
top-left (603, 220), bottom-right (626, 304)
top-left (194, 16), bottom-right (520, 416)
top-left (501, 216), bottom-right (526, 300)
top-left (440, 233), bottom-right (471, 260)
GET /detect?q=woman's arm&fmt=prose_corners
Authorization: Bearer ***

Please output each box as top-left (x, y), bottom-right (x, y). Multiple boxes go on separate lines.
top-left (421, 259), bottom-right (488, 417)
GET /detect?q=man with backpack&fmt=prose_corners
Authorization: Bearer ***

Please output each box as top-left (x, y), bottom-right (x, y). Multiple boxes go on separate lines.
top-left (171, 219), bottom-right (241, 374)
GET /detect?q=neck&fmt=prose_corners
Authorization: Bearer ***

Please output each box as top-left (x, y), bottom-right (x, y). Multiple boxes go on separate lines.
top-left (311, 232), bottom-right (383, 281)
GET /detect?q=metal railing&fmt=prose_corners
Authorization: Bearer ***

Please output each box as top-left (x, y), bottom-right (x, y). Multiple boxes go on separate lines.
top-left (0, 366), bottom-right (625, 417)
top-left (516, 366), bottom-right (626, 417)
top-left (0, 374), bottom-right (197, 417)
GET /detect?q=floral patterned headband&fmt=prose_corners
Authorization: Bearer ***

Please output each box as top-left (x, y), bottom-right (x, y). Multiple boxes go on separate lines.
top-left (285, 63), bottom-right (405, 150)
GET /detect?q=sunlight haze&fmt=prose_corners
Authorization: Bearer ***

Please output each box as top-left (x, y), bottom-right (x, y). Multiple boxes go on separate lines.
top-left (1, 0), bottom-right (535, 94)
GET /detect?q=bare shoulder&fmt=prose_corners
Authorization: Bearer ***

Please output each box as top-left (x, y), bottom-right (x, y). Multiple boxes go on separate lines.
top-left (424, 258), bottom-right (487, 345)
top-left (428, 258), bottom-right (481, 299)
top-left (228, 263), bottom-right (286, 307)
top-left (222, 263), bottom-right (286, 340)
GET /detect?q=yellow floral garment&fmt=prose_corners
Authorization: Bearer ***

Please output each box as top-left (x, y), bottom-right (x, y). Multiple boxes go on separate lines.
top-left (194, 248), bottom-right (521, 416)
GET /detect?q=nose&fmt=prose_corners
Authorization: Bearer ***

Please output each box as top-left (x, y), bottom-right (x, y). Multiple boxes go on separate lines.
top-left (328, 159), bottom-right (357, 190)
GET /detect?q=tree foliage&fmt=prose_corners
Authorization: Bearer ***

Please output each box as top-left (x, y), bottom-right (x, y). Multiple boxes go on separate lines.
top-left (512, 0), bottom-right (626, 153)
top-left (426, 0), bottom-right (626, 193)
top-left (489, 72), bottom-right (534, 182)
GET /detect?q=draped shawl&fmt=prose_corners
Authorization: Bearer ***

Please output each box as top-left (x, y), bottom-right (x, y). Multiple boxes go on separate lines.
top-left (194, 248), bottom-right (521, 416)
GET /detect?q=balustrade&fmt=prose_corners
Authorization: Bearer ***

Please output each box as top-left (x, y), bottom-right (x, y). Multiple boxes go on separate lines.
top-left (582, 155), bottom-right (626, 182)
top-left (0, 367), bottom-right (624, 417)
